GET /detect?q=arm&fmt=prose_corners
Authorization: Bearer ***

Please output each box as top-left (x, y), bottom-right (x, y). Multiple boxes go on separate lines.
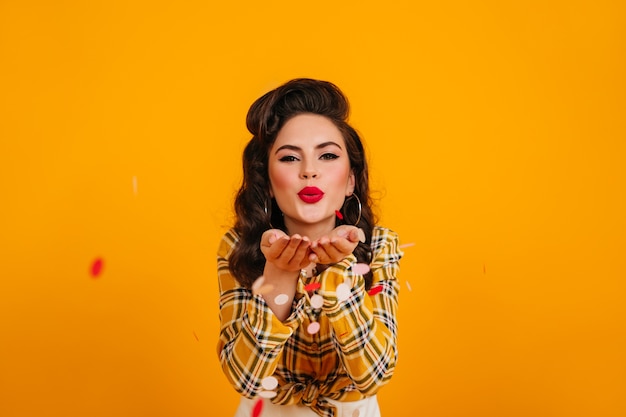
top-left (319, 227), bottom-right (403, 395)
top-left (216, 230), bottom-right (307, 398)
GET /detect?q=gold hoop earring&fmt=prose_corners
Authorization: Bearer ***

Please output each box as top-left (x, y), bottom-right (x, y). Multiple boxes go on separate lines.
top-left (264, 199), bottom-right (274, 229)
top-left (341, 194), bottom-right (362, 226)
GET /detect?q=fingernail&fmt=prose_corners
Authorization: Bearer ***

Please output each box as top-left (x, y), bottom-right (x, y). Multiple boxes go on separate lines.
top-left (337, 229), bottom-right (348, 237)
top-left (269, 234), bottom-right (277, 244)
top-left (357, 228), bottom-right (366, 243)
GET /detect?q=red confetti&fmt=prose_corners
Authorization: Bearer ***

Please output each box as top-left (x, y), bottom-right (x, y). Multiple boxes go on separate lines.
top-left (252, 398), bottom-right (264, 417)
top-left (368, 285), bottom-right (383, 296)
top-left (335, 210), bottom-right (343, 220)
top-left (304, 282), bottom-right (321, 292)
top-left (90, 258), bottom-right (104, 278)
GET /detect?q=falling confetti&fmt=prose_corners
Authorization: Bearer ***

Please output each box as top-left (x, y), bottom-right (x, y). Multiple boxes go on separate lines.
top-left (193, 331), bottom-right (199, 342)
top-left (336, 283), bottom-right (351, 302)
top-left (274, 294), bottom-right (289, 305)
top-left (405, 280), bottom-right (412, 292)
top-left (335, 210), bottom-right (343, 220)
top-left (399, 242), bottom-right (415, 249)
top-left (307, 322), bottom-right (321, 335)
top-left (261, 376), bottom-right (278, 391)
top-left (90, 258), bottom-right (104, 278)
top-left (483, 264), bottom-right (486, 274)
top-left (132, 176), bottom-right (138, 195)
top-left (252, 398), bottom-right (264, 417)
top-left (304, 282), bottom-right (321, 292)
top-left (310, 294), bottom-right (323, 309)
top-left (368, 285), bottom-right (383, 296)
top-left (352, 263), bottom-right (370, 275)
top-left (258, 390), bottom-right (277, 399)
top-left (252, 277), bottom-right (274, 296)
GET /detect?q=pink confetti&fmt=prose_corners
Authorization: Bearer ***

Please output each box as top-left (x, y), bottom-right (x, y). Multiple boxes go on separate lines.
top-left (368, 285), bottom-right (383, 296)
top-left (90, 258), bottom-right (104, 278)
top-left (352, 263), bottom-right (370, 275)
top-left (304, 282), bottom-right (321, 292)
top-left (335, 210), bottom-right (343, 220)
top-left (252, 398), bottom-right (263, 417)
top-left (307, 322), bottom-right (321, 335)
top-left (399, 242), bottom-right (415, 249)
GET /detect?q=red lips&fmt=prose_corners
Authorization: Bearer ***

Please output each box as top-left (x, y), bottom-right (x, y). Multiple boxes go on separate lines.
top-left (298, 186), bottom-right (324, 203)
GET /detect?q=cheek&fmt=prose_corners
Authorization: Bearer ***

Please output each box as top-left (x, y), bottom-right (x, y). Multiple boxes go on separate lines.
top-left (269, 165), bottom-right (292, 194)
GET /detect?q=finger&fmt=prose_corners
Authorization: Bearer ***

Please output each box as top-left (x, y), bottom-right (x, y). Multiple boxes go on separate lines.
top-left (290, 236), bottom-right (311, 265)
top-left (265, 235), bottom-right (290, 259)
top-left (279, 234), bottom-right (304, 263)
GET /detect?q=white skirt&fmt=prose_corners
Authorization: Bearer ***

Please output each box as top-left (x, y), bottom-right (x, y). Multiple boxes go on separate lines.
top-left (233, 395), bottom-right (381, 417)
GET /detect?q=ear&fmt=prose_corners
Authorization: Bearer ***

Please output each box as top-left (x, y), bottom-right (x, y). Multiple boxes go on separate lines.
top-left (345, 170), bottom-right (356, 196)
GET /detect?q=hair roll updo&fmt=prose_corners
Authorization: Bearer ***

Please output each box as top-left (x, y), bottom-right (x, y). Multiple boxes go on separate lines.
top-left (229, 78), bottom-right (376, 289)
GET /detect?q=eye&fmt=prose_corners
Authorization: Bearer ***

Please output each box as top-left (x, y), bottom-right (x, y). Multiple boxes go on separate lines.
top-left (279, 155), bottom-right (299, 162)
top-left (320, 153), bottom-right (339, 160)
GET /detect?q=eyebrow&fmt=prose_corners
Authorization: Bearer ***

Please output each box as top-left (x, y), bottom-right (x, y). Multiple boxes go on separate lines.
top-left (274, 141), bottom-right (343, 154)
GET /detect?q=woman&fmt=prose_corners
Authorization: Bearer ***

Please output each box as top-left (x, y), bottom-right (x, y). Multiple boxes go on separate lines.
top-left (217, 78), bottom-right (403, 417)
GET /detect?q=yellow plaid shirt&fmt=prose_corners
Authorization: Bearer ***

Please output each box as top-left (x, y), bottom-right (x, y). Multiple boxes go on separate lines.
top-left (217, 226), bottom-right (403, 417)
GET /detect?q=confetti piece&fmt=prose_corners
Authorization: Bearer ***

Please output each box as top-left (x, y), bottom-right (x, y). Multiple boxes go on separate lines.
top-left (193, 331), bottom-right (199, 342)
top-left (483, 264), bottom-right (486, 274)
top-left (357, 228), bottom-right (366, 243)
top-left (258, 390), bottom-right (277, 399)
top-left (252, 276), bottom-right (274, 296)
top-left (132, 176), bottom-right (138, 195)
top-left (399, 242), bottom-right (415, 249)
top-left (261, 376), bottom-right (278, 391)
top-left (304, 282), bottom-right (321, 292)
top-left (335, 210), bottom-right (343, 220)
top-left (307, 322), bottom-right (321, 335)
top-left (252, 398), bottom-right (264, 417)
top-left (336, 283), bottom-right (351, 302)
top-left (352, 263), bottom-right (370, 275)
top-left (310, 294), bottom-right (324, 309)
top-left (368, 285), bottom-right (383, 296)
top-left (274, 294), bottom-right (289, 305)
top-left (406, 280), bottom-right (412, 292)
top-left (90, 258), bottom-right (104, 278)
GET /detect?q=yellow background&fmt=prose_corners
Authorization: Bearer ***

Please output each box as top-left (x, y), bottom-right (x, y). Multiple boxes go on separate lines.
top-left (1, 1), bottom-right (625, 416)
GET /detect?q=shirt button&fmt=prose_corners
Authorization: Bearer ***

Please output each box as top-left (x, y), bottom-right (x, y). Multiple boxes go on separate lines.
top-left (310, 343), bottom-right (318, 350)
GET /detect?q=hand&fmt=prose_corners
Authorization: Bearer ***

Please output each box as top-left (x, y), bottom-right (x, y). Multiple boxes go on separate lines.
top-left (260, 229), bottom-right (312, 272)
top-left (308, 225), bottom-right (365, 265)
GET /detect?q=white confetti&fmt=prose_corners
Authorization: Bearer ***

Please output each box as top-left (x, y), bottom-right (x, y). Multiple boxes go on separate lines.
top-left (258, 390), bottom-right (277, 399)
top-left (274, 293), bottom-right (289, 305)
top-left (310, 294), bottom-right (323, 309)
top-left (336, 283), bottom-right (351, 302)
top-left (261, 376), bottom-right (278, 391)
top-left (406, 280), bottom-right (412, 292)
top-left (252, 276), bottom-right (274, 296)
top-left (132, 176), bottom-right (138, 195)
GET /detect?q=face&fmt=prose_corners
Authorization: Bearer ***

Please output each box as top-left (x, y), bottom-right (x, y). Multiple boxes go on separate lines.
top-left (268, 113), bottom-right (355, 237)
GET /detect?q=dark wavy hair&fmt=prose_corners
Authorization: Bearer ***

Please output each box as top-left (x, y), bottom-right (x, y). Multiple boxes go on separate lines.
top-left (229, 78), bottom-right (376, 289)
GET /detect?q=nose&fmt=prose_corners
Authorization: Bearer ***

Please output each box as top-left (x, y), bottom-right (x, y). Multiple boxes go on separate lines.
top-left (300, 163), bottom-right (318, 179)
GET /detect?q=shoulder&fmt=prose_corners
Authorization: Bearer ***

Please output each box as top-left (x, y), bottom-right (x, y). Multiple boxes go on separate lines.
top-left (217, 228), bottom-right (240, 259)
